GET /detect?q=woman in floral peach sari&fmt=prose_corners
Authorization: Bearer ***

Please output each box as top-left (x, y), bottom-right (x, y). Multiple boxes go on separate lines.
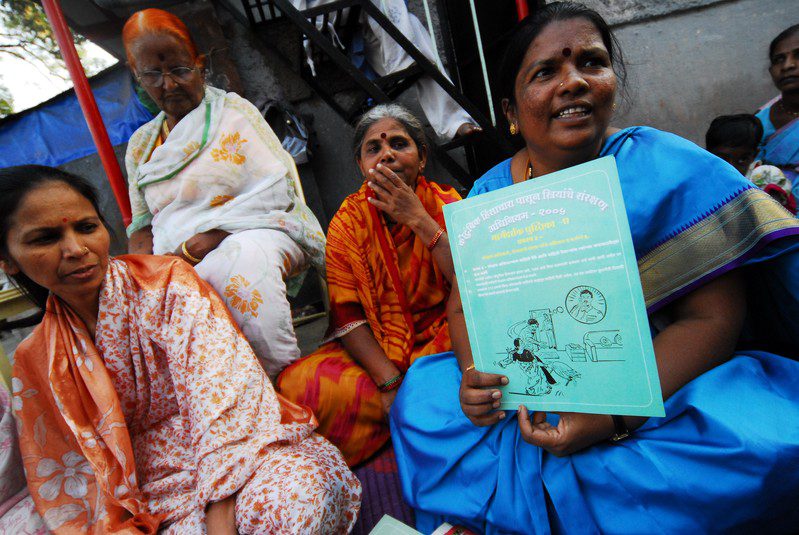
top-left (0, 165), bottom-right (360, 534)
top-left (124, 9), bottom-right (325, 378)
top-left (278, 105), bottom-right (460, 466)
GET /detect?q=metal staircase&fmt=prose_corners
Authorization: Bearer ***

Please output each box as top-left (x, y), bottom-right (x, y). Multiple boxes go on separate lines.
top-left (227, 0), bottom-right (513, 187)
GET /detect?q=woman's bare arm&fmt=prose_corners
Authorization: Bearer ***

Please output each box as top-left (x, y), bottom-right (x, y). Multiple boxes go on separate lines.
top-left (128, 226), bottom-right (154, 254)
top-left (367, 166), bottom-right (455, 282)
top-left (341, 323), bottom-right (403, 415)
top-left (341, 324), bottom-right (401, 386)
top-left (205, 494), bottom-right (237, 535)
top-left (652, 270), bottom-right (746, 397)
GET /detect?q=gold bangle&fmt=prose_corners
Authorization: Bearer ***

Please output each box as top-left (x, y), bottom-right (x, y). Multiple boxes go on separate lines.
top-left (181, 241), bottom-right (202, 264)
top-left (465, 364), bottom-right (476, 372)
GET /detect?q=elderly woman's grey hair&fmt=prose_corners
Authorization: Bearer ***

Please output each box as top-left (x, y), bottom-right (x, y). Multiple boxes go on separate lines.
top-left (352, 104), bottom-right (427, 159)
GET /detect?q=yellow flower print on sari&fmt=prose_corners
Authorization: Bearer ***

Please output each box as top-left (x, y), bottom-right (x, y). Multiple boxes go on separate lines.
top-left (211, 132), bottom-right (248, 165)
top-left (224, 275), bottom-right (264, 316)
top-left (183, 141), bottom-right (201, 158)
top-left (210, 195), bottom-right (235, 208)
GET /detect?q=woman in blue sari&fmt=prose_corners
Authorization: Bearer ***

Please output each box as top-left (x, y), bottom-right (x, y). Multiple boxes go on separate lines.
top-left (756, 24), bottom-right (799, 188)
top-left (390, 3), bottom-right (799, 534)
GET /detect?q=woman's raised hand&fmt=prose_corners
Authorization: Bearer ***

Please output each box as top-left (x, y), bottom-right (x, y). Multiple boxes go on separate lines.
top-left (517, 406), bottom-right (615, 456)
top-left (367, 163), bottom-right (430, 229)
top-left (459, 367), bottom-right (509, 426)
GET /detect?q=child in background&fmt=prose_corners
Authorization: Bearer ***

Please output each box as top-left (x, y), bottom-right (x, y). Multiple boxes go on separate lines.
top-left (706, 114), bottom-right (797, 214)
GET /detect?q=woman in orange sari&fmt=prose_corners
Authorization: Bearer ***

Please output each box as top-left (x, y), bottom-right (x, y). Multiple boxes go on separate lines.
top-left (0, 165), bottom-right (360, 534)
top-left (278, 104), bottom-right (460, 466)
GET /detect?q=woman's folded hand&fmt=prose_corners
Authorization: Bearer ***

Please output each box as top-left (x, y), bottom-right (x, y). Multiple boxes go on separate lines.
top-left (517, 406), bottom-right (615, 456)
top-left (459, 367), bottom-right (509, 426)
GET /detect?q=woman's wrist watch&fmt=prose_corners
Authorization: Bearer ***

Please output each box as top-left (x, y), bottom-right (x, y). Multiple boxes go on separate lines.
top-left (610, 415), bottom-right (631, 443)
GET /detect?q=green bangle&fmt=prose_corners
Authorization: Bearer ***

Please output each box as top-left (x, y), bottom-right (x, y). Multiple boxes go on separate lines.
top-left (377, 373), bottom-right (403, 393)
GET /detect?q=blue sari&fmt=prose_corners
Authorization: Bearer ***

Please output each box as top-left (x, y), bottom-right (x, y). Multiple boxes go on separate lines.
top-left (390, 127), bottom-right (799, 534)
top-left (756, 102), bottom-right (799, 189)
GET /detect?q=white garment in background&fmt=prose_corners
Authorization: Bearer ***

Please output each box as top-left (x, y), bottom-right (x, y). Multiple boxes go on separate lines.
top-left (0, 382), bottom-right (45, 534)
top-left (292, 0), bottom-right (473, 139)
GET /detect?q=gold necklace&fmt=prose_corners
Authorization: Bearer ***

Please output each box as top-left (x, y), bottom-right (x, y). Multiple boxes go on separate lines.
top-left (526, 159), bottom-right (533, 181)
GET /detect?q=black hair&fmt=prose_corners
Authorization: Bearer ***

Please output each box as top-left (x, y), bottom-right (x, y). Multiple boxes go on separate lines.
top-left (580, 289), bottom-right (593, 297)
top-left (514, 338), bottom-right (521, 347)
top-left (498, 1), bottom-right (627, 106)
top-left (769, 24), bottom-right (799, 60)
top-left (0, 165), bottom-right (108, 309)
top-left (705, 114), bottom-right (763, 151)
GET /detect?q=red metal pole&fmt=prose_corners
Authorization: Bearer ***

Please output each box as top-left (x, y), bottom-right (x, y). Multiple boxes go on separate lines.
top-left (40, 0), bottom-right (132, 226)
top-left (516, 0), bottom-right (529, 21)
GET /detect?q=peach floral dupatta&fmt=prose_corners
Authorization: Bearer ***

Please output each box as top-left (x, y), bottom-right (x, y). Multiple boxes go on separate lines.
top-left (13, 292), bottom-right (159, 533)
top-left (12, 256), bottom-right (322, 533)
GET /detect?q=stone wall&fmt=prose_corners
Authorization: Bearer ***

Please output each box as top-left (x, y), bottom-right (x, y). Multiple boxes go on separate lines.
top-left (578, 0), bottom-right (726, 26)
top-left (607, 0), bottom-right (794, 144)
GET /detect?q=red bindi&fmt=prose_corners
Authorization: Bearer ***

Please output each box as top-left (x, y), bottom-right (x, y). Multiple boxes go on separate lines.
top-left (380, 132), bottom-right (387, 139)
top-left (562, 47), bottom-right (572, 57)
top-left (62, 218), bottom-right (68, 223)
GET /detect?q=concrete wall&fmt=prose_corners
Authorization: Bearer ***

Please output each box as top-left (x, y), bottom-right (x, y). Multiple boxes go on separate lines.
top-left (582, 0), bottom-right (794, 145)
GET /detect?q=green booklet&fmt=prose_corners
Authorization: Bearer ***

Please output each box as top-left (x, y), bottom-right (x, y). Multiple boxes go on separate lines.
top-left (444, 156), bottom-right (664, 417)
top-left (369, 515), bottom-right (422, 534)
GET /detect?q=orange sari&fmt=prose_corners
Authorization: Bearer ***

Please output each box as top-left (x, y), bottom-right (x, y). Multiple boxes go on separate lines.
top-left (277, 177), bottom-right (461, 466)
top-left (12, 256), bottom-right (360, 533)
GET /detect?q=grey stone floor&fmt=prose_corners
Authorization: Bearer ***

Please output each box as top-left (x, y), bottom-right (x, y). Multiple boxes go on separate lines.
top-left (295, 316), bottom-right (328, 357)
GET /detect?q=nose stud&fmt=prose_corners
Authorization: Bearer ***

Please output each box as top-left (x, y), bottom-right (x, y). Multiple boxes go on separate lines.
top-left (81, 246), bottom-right (89, 255)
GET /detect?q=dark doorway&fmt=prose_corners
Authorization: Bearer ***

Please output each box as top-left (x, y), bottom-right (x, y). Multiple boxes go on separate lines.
top-left (437, 0), bottom-right (543, 175)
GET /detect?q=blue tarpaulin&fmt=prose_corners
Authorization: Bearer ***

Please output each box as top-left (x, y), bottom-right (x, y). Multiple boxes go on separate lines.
top-left (0, 65), bottom-right (153, 168)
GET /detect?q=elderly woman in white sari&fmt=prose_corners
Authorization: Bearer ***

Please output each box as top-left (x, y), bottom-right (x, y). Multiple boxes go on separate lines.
top-left (123, 9), bottom-right (325, 378)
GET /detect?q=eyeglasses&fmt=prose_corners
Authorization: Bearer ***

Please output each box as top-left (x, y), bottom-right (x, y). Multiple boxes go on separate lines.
top-left (136, 66), bottom-right (197, 88)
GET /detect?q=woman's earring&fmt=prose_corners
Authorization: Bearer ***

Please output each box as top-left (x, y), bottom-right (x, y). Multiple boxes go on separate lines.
top-left (612, 102), bottom-right (617, 111)
top-left (509, 123), bottom-right (518, 136)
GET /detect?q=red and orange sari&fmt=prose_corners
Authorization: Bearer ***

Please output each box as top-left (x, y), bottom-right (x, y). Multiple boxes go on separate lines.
top-left (277, 176), bottom-right (461, 466)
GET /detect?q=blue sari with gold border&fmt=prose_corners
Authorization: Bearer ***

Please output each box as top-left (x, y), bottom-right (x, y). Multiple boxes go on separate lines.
top-left (390, 127), bottom-right (799, 534)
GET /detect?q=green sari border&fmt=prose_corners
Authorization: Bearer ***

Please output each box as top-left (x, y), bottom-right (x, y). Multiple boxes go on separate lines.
top-left (136, 100), bottom-right (213, 190)
top-left (639, 188), bottom-right (799, 309)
